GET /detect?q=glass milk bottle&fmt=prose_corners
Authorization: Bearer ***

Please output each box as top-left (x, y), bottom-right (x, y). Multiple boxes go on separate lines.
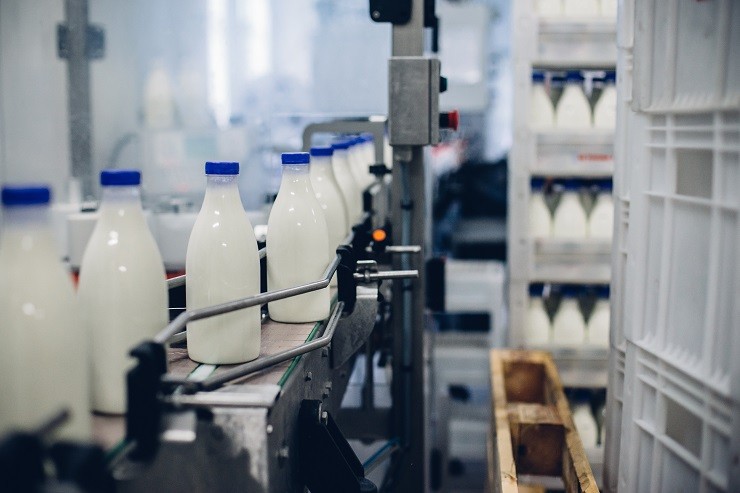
top-left (78, 169), bottom-right (168, 414)
top-left (186, 162), bottom-right (261, 364)
top-left (572, 402), bottom-right (599, 447)
top-left (552, 285), bottom-right (586, 346)
top-left (529, 178), bottom-right (553, 238)
top-left (525, 284), bottom-right (551, 345)
top-left (347, 137), bottom-right (371, 195)
top-left (530, 71), bottom-right (555, 128)
top-left (593, 71), bottom-right (617, 129)
top-left (587, 286), bottom-right (610, 347)
top-left (588, 180), bottom-right (614, 239)
top-left (553, 180), bottom-right (587, 239)
top-left (555, 71), bottom-right (592, 129)
top-left (310, 146), bottom-right (350, 288)
top-left (0, 186), bottom-right (90, 440)
top-left (267, 153), bottom-right (331, 323)
top-left (332, 140), bottom-right (363, 225)
top-left (563, 0), bottom-right (599, 17)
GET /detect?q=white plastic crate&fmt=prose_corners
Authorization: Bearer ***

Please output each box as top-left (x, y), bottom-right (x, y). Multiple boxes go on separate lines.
top-left (603, 346), bottom-right (625, 492)
top-left (617, 343), bottom-right (738, 493)
top-left (444, 260), bottom-right (507, 346)
top-left (631, 0), bottom-right (740, 113)
top-left (618, 110), bottom-right (740, 399)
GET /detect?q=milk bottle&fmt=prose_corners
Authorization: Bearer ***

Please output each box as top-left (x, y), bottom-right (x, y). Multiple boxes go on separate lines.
top-left (347, 137), bottom-right (370, 194)
top-left (529, 178), bottom-right (553, 238)
top-left (267, 153), bottom-right (331, 323)
top-left (78, 169), bottom-right (168, 414)
top-left (593, 71), bottom-right (616, 129)
top-left (186, 162), bottom-right (261, 364)
top-left (359, 134), bottom-right (377, 188)
top-left (332, 140), bottom-right (363, 224)
top-left (552, 285), bottom-right (586, 346)
top-left (537, 0), bottom-right (562, 17)
top-left (553, 180), bottom-right (587, 239)
top-left (525, 284), bottom-right (551, 345)
top-left (555, 71), bottom-right (592, 129)
top-left (563, 0), bottom-right (600, 17)
top-left (588, 180), bottom-right (614, 239)
top-left (587, 286), bottom-right (610, 346)
top-left (310, 146), bottom-right (350, 279)
top-left (572, 402), bottom-right (598, 447)
top-left (0, 186), bottom-right (90, 440)
top-left (531, 71), bottom-right (555, 129)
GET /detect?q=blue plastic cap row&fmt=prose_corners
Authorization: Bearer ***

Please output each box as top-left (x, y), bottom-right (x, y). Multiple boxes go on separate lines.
top-left (565, 70), bottom-right (584, 83)
top-left (205, 162), bottom-right (239, 175)
top-left (332, 140), bottom-right (351, 151)
top-left (360, 132), bottom-right (375, 142)
top-left (310, 146), bottom-right (334, 157)
top-left (531, 177), bottom-right (546, 190)
top-left (1, 186), bottom-right (51, 206)
top-left (101, 169), bottom-right (141, 186)
top-left (530, 284), bottom-right (610, 298)
top-left (532, 71), bottom-right (546, 83)
top-left (282, 152), bottom-right (310, 165)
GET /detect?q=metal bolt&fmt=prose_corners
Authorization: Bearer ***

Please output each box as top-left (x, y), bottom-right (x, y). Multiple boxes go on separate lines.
top-left (321, 411), bottom-right (329, 425)
top-left (266, 424), bottom-right (273, 434)
top-left (278, 445), bottom-right (289, 462)
top-left (372, 10), bottom-right (380, 19)
top-left (305, 371), bottom-right (313, 381)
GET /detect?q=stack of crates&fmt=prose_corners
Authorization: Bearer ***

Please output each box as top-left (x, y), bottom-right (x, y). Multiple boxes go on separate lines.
top-left (605, 1), bottom-right (739, 491)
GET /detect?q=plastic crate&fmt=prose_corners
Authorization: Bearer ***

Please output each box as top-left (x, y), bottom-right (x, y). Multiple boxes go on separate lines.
top-left (603, 346), bottom-right (625, 492)
top-left (631, 0), bottom-right (739, 113)
top-left (617, 343), bottom-right (738, 493)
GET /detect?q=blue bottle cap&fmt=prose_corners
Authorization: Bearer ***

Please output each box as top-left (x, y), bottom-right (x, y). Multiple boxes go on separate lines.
top-left (281, 152), bottom-right (310, 165)
top-left (560, 285), bottom-right (580, 298)
top-left (565, 70), bottom-right (584, 83)
top-left (332, 140), bottom-right (351, 151)
top-left (205, 162), bottom-right (239, 175)
top-left (531, 177), bottom-right (546, 191)
top-left (562, 179), bottom-right (581, 192)
top-left (310, 146), bottom-right (334, 157)
top-left (100, 169), bottom-right (141, 186)
top-left (528, 283), bottom-right (545, 297)
top-left (360, 132), bottom-right (375, 142)
top-left (532, 70), bottom-right (546, 84)
top-left (1, 186), bottom-right (51, 206)
top-left (599, 179), bottom-right (614, 192)
top-left (596, 285), bottom-right (610, 299)
top-left (604, 71), bottom-right (616, 84)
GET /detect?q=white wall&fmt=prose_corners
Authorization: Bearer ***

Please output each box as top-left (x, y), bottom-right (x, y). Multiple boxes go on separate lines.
top-left (0, 0), bottom-right (71, 200)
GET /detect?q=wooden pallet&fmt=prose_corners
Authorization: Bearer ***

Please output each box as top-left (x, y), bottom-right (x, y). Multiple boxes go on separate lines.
top-left (488, 350), bottom-right (599, 493)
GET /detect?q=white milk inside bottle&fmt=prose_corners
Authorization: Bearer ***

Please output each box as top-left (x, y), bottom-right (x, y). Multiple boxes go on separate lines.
top-left (186, 162), bottom-right (261, 364)
top-left (587, 286), bottom-right (610, 346)
top-left (552, 286), bottom-right (586, 346)
top-left (525, 284), bottom-right (551, 345)
top-left (332, 140), bottom-right (363, 225)
top-left (347, 137), bottom-right (370, 195)
top-left (267, 153), bottom-right (331, 323)
top-left (555, 71), bottom-right (592, 129)
top-left (530, 71), bottom-right (555, 129)
top-left (529, 178), bottom-right (553, 238)
top-left (563, 0), bottom-right (599, 17)
top-left (593, 71), bottom-right (617, 129)
top-left (572, 402), bottom-right (599, 447)
top-left (78, 169), bottom-right (168, 414)
top-left (553, 180), bottom-right (587, 239)
top-left (310, 146), bottom-right (350, 288)
top-left (0, 186), bottom-right (90, 440)
top-left (537, 0), bottom-right (562, 17)
top-left (588, 180), bottom-right (614, 239)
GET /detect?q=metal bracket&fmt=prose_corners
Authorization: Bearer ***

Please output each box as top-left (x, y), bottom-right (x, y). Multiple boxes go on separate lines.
top-left (57, 24), bottom-right (105, 60)
top-left (299, 400), bottom-right (378, 493)
top-left (369, 0), bottom-right (412, 25)
top-left (388, 56), bottom-right (441, 146)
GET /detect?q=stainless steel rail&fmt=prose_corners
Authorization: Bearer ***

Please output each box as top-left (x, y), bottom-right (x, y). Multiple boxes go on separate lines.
top-left (153, 254), bottom-right (341, 345)
top-left (164, 302), bottom-right (344, 393)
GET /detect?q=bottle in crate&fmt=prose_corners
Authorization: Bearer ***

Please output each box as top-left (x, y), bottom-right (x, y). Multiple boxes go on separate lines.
top-left (552, 285), bottom-right (586, 346)
top-left (186, 162), bottom-right (261, 364)
top-left (525, 283), bottom-right (552, 345)
top-left (587, 285), bottom-right (610, 347)
top-left (78, 169), bottom-right (168, 414)
top-left (529, 177), bottom-right (553, 238)
top-left (593, 71), bottom-right (617, 129)
top-left (588, 179), bottom-right (614, 239)
top-left (267, 153), bottom-right (331, 323)
top-left (553, 179), bottom-right (588, 239)
top-left (0, 186), bottom-right (90, 439)
top-left (530, 70), bottom-right (555, 129)
top-left (555, 71), bottom-right (592, 130)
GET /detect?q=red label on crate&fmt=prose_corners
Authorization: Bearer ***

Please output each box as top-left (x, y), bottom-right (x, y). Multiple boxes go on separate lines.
top-left (577, 153), bottom-right (613, 162)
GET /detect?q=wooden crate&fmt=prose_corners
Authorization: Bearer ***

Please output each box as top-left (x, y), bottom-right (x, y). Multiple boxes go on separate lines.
top-left (488, 350), bottom-right (599, 493)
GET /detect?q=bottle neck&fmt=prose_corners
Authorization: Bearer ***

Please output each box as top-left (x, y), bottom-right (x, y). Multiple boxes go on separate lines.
top-left (1, 204), bottom-right (52, 231)
top-left (98, 185), bottom-right (144, 219)
top-left (279, 164), bottom-right (312, 193)
top-left (310, 156), bottom-right (334, 178)
top-left (204, 174), bottom-right (242, 207)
